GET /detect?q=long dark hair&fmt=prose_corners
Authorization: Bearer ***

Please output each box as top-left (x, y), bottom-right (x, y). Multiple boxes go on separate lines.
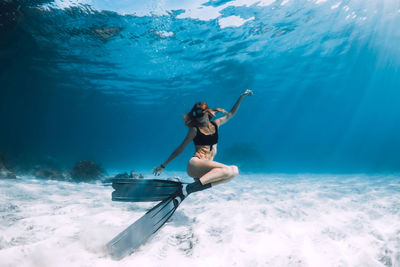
top-left (183, 102), bottom-right (228, 127)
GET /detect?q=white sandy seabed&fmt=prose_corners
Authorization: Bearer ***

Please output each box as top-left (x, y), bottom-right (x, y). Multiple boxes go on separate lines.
top-left (0, 173), bottom-right (399, 267)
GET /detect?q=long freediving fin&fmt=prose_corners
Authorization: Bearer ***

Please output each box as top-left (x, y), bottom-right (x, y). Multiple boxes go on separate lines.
top-left (111, 178), bottom-right (183, 202)
top-left (106, 193), bottom-right (184, 260)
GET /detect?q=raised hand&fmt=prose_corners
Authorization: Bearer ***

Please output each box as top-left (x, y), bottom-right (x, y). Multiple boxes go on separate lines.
top-left (242, 89), bottom-right (254, 96)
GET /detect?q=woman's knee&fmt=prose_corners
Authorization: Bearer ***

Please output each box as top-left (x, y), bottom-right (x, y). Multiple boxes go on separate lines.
top-left (224, 165), bottom-right (238, 179)
top-left (231, 165), bottom-right (239, 177)
top-left (188, 157), bottom-right (199, 165)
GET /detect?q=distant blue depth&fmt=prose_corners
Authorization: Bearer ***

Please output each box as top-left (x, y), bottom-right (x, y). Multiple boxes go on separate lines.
top-left (1, 0), bottom-right (400, 173)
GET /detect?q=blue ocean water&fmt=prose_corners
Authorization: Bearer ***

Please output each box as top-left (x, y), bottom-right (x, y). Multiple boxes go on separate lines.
top-left (1, 0), bottom-right (400, 173)
top-left (1, 0), bottom-right (400, 266)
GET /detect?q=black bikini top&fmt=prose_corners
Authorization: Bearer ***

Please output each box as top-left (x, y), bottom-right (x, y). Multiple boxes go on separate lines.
top-left (193, 121), bottom-right (218, 148)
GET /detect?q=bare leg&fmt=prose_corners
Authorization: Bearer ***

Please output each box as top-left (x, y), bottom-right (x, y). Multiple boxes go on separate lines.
top-left (186, 157), bottom-right (239, 185)
top-left (210, 175), bottom-right (235, 186)
top-left (199, 166), bottom-right (238, 185)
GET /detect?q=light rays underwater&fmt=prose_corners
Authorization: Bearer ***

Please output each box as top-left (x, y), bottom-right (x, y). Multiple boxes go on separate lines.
top-left (1, 0), bottom-right (400, 265)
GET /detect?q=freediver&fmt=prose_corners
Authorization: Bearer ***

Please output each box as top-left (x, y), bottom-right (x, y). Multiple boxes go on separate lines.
top-left (107, 89), bottom-right (254, 259)
top-left (152, 89), bottom-right (254, 196)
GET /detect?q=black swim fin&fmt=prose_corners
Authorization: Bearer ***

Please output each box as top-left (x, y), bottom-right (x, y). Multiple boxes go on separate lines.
top-left (106, 193), bottom-right (184, 260)
top-left (111, 178), bottom-right (183, 202)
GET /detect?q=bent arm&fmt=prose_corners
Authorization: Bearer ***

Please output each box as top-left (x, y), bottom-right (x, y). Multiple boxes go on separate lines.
top-left (230, 94), bottom-right (246, 116)
top-left (161, 127), bottom-right (196, 167)
top-left (215, 89), bottom-right (252, 126)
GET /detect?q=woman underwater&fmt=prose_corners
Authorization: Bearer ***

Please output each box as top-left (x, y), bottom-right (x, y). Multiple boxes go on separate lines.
top-left (153, 89), bottom-right (253, 196)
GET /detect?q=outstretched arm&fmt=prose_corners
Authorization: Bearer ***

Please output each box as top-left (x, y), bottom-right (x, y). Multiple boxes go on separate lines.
top-left (153, 127), bottom-right (197, 176)
top-left (214, 89), bottom-right (253, 127)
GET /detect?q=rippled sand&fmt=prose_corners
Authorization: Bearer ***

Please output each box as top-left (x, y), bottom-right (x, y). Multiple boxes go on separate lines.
top-left (1, 173), bottom-right (399, 266)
